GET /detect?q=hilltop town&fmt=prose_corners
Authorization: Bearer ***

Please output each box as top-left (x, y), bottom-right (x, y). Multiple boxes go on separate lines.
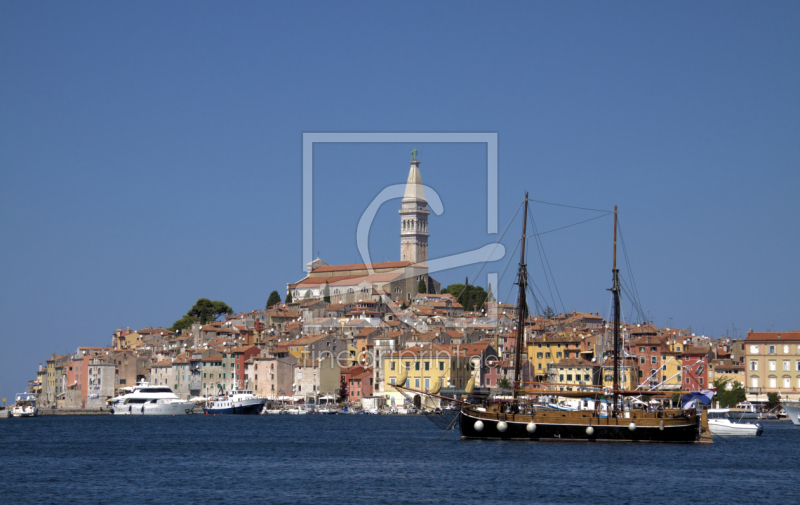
top-left (27, 156), bottom-right (800, 410)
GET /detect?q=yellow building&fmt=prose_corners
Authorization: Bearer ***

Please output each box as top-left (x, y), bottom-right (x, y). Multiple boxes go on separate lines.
top-left (382, 345), bottom-right (472, 408)
top-left (529, 333), bottom-right (584, 382)
top-left (659, 340), bottom-right (685, 390)
top-left (601, 358), bottom-right (638, 391)
top-left (552, 358), bottom-right (601, 391)
top-left (708, 359), bottom-right (745, 386)
top-left (743, 331), bottom-right (800, 402)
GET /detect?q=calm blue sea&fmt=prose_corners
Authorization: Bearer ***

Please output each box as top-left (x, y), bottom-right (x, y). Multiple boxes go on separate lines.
top-left (1, 415), bottom-right (797, 504)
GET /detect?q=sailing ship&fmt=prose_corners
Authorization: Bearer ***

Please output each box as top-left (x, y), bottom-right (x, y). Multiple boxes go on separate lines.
top-left (457, 193), bottom-right (711, 443)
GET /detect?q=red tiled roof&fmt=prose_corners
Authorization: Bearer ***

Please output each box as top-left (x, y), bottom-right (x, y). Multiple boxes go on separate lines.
top-left (745, 331), bottom-right (800, 341)
top-left (312, 261), bottom-right (414, 273)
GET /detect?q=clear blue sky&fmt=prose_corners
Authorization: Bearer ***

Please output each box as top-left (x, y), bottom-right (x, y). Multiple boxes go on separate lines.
top-left (1, 2), bottom-right (798, 400)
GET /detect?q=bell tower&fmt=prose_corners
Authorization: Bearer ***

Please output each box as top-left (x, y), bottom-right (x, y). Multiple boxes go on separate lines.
top-left (399, 149), bottom-right (429, 264)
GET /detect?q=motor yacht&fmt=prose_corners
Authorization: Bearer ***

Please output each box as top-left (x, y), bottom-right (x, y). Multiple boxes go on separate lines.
top-left (110, 382), bottom-right (194, 415)
top-left (11, 393), bottom-right (38, 417)
top-left (203, 390), bottom-right (265, 415)
top-left (707, 408), bottom-right (763, 436)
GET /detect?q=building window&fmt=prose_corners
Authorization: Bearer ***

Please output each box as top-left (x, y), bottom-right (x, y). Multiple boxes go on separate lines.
top-left (559, 374), bottom-right (564, 381)
top-left (556, 352), bottom-right (562, 359)
top-left (537, 353), bottom-right (543, 359)
top-left (784, 377), bottom-right (791, 388)
top-left (750, 345), bottom-right (759, 354)
top-left (390, 362), bottom-right (396, 371)
top-left (769, 361), bottom-right (776, 372)
top-left (640, 357), bottom-right (645, 364)
top-left (784, 361), bottom-right (790, 372)
top-left (749, 361), bottom-right (757, 371)
top-left (566, 374), bottom-right (573, 381)
top-left (784, 345), bottom-right (790, 354)
top-left (651, 357), bottom-right (657, 364)
top-left (768, 345), bottom-right (776, 354)
top-left (415, 362), bottom-right (420, 371)
top-left (425, 362), bottom-right (430, 371)
top-left (439, 362), bottom-right (444, 371)
top-left (769, 377), bottom-right (777, 388)
top-left (545, 353), bottom-right (551, 359)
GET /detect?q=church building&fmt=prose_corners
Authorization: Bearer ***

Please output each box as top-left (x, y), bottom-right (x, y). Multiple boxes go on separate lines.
top-left (288, 151), bottom-right (440, 305)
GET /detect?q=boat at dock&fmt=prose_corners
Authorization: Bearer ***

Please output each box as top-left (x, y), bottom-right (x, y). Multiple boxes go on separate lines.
top-left (728, 402), bottom-right (765, 420)
top-left (203, 390), bottom-right (265, 415)
top-left (110, 382), bottom-right (195, 416)
top-left (11, 393), bottom-right (38, 417)
top-left (707, 408), bottom-right (763, 436)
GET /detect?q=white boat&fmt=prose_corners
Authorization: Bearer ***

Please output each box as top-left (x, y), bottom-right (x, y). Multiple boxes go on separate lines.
top-left (11, 393), bottom-right (38, 417)
top-left (285, 404), bottom-right (314, 415)
top-left (203, 390), bottom-right (265, 415)
top-left (783, 402), bottom-right (800, 426)
top-left (708, 408), bottom-right (763, 436)
top-left (110, 382), bottom-right (195, 416)
top-left (728, 401), bottom-right (764, 420)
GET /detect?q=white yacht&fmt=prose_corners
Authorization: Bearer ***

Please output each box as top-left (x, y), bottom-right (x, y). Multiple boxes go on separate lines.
top-left (110, 382), bottom-right (195, 416)
top-left (203, 390), bottom-right (265, 415)
top-left (708, 408), bottom-right (763, 436)
top-left (11, 393), bottom-right (38, 417)
top-left (783, 402), bottom-right (800, 426)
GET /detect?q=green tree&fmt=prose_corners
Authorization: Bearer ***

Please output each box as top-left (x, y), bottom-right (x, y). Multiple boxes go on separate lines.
top-left (286, 290), bottom-right (293, 304)
top-left (170, 314), bottom-right (196, 332)
top-left (443, 280), bottom-right (488, 313)
top-left (323, 281), bottom-right (331, 303)
top-left (497, 377), bottom-right (512, 390)
top-left (170, 298), bottom-right (234, 331)
top-left (543, 306), bottom-right (556, 319)
top-left (712, 378), bottom-right (746, 408)
top-left (417, 278), bottom-right (426, 294)
top-left (428, 278), bottom-right (435, 294)
top-left (767, 392), bottom-right (780, 408)
top-left (266, 291), bottom-right (281, 308)
top-left (400, 301), bottom-right (408, 310)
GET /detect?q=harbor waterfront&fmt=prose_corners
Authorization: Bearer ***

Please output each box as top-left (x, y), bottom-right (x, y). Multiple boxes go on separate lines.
top-left (1, 415), bottom-right (798, 504)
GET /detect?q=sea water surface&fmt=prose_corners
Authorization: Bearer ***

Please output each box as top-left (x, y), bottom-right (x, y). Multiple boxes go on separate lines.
top-left (1, 415), bottom-right (797, 504)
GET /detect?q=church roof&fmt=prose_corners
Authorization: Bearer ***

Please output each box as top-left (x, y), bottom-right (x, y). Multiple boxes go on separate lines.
top-left (311, 261), bottom-right (413, 273)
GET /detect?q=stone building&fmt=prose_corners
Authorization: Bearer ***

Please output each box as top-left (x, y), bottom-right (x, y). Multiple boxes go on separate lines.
top-left (85, 356), bottom-right (115, 409)
top-left (288, 154), bottom-right (440, 306)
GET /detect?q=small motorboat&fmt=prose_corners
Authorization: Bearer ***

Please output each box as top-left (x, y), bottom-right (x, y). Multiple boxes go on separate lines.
top-left (12, 393), bottom-right (38, 417)
top-left (708, 408), bottom-right (763, 436)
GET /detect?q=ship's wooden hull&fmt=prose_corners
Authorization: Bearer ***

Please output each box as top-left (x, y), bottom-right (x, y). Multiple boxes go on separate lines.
top-left (459, 406), bottom-right (706, 443)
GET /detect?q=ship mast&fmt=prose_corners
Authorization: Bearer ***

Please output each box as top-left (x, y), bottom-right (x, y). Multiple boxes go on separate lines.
top-left (512, 193), bottom-right (529, 401)
top-left (611, 206), bottom-right (620, 417)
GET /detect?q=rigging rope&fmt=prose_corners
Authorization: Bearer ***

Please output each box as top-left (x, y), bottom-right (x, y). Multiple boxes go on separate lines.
top-left (451, 200), bottom-right (524, 308)
top-left (526, 208), bottom-right (560, 314)
top-left (528, 207), bottom-right (566, 314)
top-left (528, 198), bottom-right (612, 213)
